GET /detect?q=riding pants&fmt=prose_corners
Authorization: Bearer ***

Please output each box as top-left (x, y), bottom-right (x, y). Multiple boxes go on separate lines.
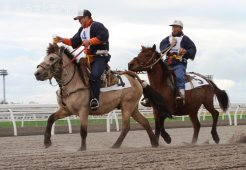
top-left (171, 64), bottom-right (186, 89)
top-left (89, 56), bottom-right (109, 101)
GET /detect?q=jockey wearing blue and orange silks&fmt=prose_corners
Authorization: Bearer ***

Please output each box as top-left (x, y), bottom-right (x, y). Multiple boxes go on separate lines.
top-left (160, 20), bottom-right (196, 105)
top-left (57, 9), bottom-right (110, 110)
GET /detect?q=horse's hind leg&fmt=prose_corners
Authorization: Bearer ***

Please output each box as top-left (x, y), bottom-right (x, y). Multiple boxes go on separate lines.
top-left (204, 103), bottom-right (220, 144)
top-left (131, 109), bottom-right (158, 147)
top-left (112, 111), bottom-right (131, 148)
top-left (44, 109), bottom-right (68, 148)
top-left (189, 112), bottom-right (201, 144)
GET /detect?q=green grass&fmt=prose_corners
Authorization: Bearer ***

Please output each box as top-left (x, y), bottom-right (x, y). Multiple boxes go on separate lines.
top-left (0, 114), bottom-right (245, 128)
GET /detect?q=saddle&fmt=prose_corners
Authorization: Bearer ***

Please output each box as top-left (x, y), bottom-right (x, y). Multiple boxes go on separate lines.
top-left (170, 70), bottom-right (204, 86)
top-left (78, 58), bottom-right (120, 88)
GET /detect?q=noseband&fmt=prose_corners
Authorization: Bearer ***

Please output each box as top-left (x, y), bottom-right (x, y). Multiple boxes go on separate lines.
top-left (133, 45), bottom-right (173, 70)
top-left (133, 52), bottom-right (159, 70)
top-left (37, 53), bottom-right (76, 86)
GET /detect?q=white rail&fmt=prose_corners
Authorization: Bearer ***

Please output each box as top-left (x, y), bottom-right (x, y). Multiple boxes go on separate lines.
top-left (0, 104), bottom-right (119, 136)
top-left (233, 104), bottom-right (246, 126)
top-left (198, 104), bottom-right (232, 126)
top-left (0, 103), bottom-right (245, 136)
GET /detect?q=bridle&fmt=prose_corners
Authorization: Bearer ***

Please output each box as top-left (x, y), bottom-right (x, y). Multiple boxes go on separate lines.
top-left (37, 47), bottom-right (88, 106)
top-left (37, 47), bottom-right (85, 86)
top-left (133, 45), bottom-right (173, 70)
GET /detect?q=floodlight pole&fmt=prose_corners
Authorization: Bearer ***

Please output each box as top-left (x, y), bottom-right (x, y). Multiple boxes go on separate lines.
top-left (0, 69), bottom-right (8, 104)
top-left (206, 75), bottom-right (213, 81)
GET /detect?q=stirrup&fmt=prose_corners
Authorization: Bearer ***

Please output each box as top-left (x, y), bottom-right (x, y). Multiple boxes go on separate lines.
top-left (90, 98), bottom-right (99, 111)
top-left (140, 98), bottom-right (151, 107)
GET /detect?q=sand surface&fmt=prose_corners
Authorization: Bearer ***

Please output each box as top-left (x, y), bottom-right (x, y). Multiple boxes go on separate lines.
top-left (0, 125), bottom-right (245, 169)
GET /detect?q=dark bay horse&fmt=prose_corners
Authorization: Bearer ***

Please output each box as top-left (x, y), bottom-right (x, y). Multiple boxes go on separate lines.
top-left (34, 43), bottom-right (159, 150)
top-left (128, 45), bottom-right (229, 144)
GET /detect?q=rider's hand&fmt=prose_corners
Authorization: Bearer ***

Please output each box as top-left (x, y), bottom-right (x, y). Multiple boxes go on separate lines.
top-left (170, 38), bottom-right (177, 46)
top-left (82, 40), bottom-right (90, 47)
top-left (179, 48), bottom-right (187, 56)
top-left (56, 36), bottom-right (63, 43)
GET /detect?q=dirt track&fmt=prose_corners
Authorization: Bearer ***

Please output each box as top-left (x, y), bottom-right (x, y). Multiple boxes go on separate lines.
top-left (0, 125), bottom-right (245, 170)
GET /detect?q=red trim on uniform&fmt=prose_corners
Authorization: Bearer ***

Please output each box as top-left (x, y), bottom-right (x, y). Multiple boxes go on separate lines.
top-left (62, 38), bottom-right (72, 46)
top-left (89, 37), bottom-right (101, 45)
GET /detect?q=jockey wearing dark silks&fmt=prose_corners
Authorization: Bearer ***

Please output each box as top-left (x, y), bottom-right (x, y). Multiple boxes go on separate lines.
top-left (160, 20), bottom-right (196, 105)
top-left (57, 9), bottom-right (110, 110)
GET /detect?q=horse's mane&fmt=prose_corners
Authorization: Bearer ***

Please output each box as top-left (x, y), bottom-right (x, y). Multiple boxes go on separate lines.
top-left (46, 43), bottom-right (77, 65)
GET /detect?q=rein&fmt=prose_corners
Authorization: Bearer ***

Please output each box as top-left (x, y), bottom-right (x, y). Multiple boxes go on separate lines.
top-left (61, 64), bottom-right (77, 86)
top-left (63, 47), bottom-right (85, 68)
top-left (49, 47), bottom-right (84, 86)
top-left (58, 48), bottom-right (89, 106)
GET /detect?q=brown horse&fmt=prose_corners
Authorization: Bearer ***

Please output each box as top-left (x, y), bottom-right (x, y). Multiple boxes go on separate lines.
top-left (128, 45), bottom-right (229, 144)
top-left (34, 43), bottom-right (159, 150)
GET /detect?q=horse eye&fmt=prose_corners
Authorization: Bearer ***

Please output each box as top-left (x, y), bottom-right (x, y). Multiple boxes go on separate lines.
top-left (50, 57), bottom-right (54, 62)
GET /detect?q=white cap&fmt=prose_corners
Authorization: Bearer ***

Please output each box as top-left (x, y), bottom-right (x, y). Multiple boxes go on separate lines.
top-left (169, 20), bottom-right (183, 27)
top-left (74, 9), bottom-right (91, 20)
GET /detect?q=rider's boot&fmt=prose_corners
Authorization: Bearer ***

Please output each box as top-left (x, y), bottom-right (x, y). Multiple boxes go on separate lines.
top-left (90, 98), bottom-right (99, 111)
top-left (140, 98), bottom-right (151, 107)
top-left (176, 89), bottom-right (185, 106)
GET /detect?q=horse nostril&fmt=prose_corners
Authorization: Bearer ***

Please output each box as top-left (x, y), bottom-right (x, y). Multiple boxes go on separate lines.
top-left (35, 71), bottom-right (40, 77)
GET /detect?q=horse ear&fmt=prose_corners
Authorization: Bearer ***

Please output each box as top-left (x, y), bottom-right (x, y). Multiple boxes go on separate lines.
top-left (152, 44), bottom-right (156, 51)
top-left (141, 45), bottom-right (146, 50)
top-left (53, 43), bottom-right (59, 53)
top-left (47, 43), bottom-right (55, 54)
top-left (47, 43), bottom-right (60, 54)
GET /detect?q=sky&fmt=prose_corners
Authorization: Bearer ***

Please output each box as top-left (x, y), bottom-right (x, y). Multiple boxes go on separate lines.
top-left (0, 0), bottom-right (246, 104)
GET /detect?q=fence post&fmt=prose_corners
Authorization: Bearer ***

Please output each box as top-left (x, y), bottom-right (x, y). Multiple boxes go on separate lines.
top-left (66, 117), bottom-right (72, 134)
top-left (106, 112), bottom-right (111, 132)
top-left (113, 111), bottom-right (119, 131)
top-left (51, 123), bottom-right (55, 135)
top-left (8, 109), bottom-right (17, 136)
top-left (234, 105), bottom-right (239, 126)
top-left (226, 109), bottom-right (232, 126)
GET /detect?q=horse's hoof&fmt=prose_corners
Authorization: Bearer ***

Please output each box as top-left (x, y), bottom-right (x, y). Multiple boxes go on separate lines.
top-left (78, 147), bottom-right (86, 151)
top-left (162, 134), bottom-right (171, 144)
top-left (213, 135), bottom-right (220, 144)
top-left (191, 140), bottom-right (197, 145)
top-left (150, 137), bottom-right (159, 147)
top-left (151, 142), bottom-right (159, 148)
top-left (211, 132), bottom-right (220, 144)
top-left (44, 140), bottom-right (52, 148)
top-left (111, 144), bottom-right (120, 149)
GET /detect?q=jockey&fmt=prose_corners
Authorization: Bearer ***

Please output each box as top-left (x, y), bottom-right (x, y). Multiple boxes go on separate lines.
top-left (57, 9), bottom-right (110, 110)
top-left (160, 20), bottom-right (196, 105)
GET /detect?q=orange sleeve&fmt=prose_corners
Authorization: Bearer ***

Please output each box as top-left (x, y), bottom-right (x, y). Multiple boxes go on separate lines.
top-left (62, 38), bottom-right (72, 46)
top-left (89, 37), bottom-right (101, 45)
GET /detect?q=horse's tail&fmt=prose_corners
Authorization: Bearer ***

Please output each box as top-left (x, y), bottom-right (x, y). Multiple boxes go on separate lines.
top-left (209, 80), bottom-right (230, 112)
top-left (124, 70), bottom-right (172, 118)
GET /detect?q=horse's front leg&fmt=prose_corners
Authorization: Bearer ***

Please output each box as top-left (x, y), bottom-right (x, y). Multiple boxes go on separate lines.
top-left (78, 113), bottom-right (88, 151)
top-left (160, 115), bottom-right (171, 144)
top-left (154, 117), bottom-right (161, 141)
top-left (44, 109), bottom-right (68, 148)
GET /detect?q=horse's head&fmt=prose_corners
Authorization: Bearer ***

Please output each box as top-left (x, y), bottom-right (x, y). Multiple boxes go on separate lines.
top-left (34, 43), bottom-right (64, 81)
top-left (128, 44), bottom-right (160, 72)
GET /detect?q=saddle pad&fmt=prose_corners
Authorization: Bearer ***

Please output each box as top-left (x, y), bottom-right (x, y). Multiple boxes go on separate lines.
top-left (185, 73), bottom-right (209, 91)
top-left (100, 75), bottom-right (131, 92)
